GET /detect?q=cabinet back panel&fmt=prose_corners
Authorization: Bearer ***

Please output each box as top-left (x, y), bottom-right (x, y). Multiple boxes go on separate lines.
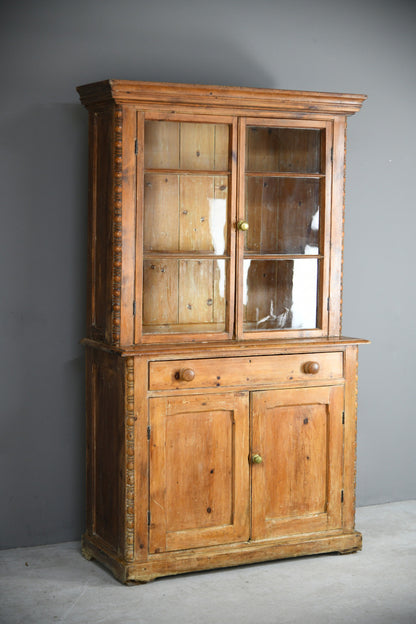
top-left (144, 121), bottom-right (230, 171)
top-left (143, 259), bottom-right (227, 333)
top-left (246, 127), bottom-right (322, 174)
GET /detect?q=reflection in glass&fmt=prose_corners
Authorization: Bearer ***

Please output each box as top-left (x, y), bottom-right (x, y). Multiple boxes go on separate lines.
top-left (143, 174), bottom-right (228, 253)
top-left (245, 177), bottom-right (321, 255)
top-left (208, 197), bottom-right (227, 255)
top-left (243, 259), bottom-right (319, 331)
top-left (143, 259), bottom-right (227, 334)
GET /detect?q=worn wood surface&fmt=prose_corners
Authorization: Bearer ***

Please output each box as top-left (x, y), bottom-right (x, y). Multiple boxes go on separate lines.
top-left (343, 345), bottom-right (360, 530)
top-left (79, 82), bottom-right (366, 346)
top-left (149, 352), bottom-right (343, 391)
top-left (251, 385), bottom-right (343, 539)
top-left (77, 80), bottom-right (367, 115)
top-left (79, 80), bottom-right (367, 584)
top-left (149, 393), bottom-right (249, 553)
top-left (84, 348), bottom-right (125, 556)
top-left (86, 108), bottom-right (114, 343)
top-left (82, 528), bottom-right (362, 584)
top-left (83, 342), bottom-right (364, 583)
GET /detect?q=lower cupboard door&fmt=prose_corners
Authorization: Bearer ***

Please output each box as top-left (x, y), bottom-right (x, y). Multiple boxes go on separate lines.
top-left (149, 392), bottom-right (250, 553)
top-left (251, 385), bottom-right (344, 541)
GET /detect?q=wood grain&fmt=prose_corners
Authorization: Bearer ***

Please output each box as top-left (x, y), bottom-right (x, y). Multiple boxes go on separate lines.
top-left (84, 348), bottom-right (125, 556)
top-left (149, 393), bottom-right (249, 552)
top-left (77, 80), bottom-right (367, 115)
top-left (79, 80), bottom-right (367, 584)
top-left (149, 352), bottom-right (343, 391)
top-left (251, 385), bottom-right (343, 540)
top-left (143, 174), bottom-right (179, 252)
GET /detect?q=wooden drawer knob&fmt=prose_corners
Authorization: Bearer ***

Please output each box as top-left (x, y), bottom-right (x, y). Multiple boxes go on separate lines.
top-left (176, 368), bottom-right (195, 382)
top-left (303, 361), bottom-right (320, 374)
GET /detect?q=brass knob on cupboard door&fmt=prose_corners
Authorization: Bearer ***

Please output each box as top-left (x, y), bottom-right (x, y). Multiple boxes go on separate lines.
top-left (252, 454), bottom-right (263, 464)
top-left (303, 361), bottom-right (320, 374)
top-left (177, 368), bottom-right (195, 382)
top-left (237, 220), bottom-right (249, 231)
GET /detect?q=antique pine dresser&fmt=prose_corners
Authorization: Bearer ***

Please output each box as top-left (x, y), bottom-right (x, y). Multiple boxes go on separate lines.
top-left (77, 80), bottom-right (368, 583)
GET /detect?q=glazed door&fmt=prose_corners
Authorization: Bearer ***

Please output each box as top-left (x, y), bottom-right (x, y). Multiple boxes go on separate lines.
top-left (251, 385), bottom-right (344, 540)
top-left (137, 114), bottom-right (237, 343)
top-left (237, 119), bottom-right (333, 339)
top-left (149, 392), bottom-right (249, 553)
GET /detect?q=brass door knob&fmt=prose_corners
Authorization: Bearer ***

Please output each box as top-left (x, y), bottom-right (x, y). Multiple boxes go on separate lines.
top-left (303, 361), bottom-right (320, 374)
top-left (237, 220), bottom-right (249, 231)
top-left (252, 454), bottom-right (263, 464)
top-left (178, 368), bottom-right (195, 382)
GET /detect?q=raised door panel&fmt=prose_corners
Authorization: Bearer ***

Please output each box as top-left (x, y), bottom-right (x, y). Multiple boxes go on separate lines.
top-left (251, 385), bottom-right (343, 540)
top-left (149, 393), bottom-right (249, 553)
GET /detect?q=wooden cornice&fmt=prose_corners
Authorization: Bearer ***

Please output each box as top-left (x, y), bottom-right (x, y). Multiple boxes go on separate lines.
top-left (77, 80), bottom-right (367, 116)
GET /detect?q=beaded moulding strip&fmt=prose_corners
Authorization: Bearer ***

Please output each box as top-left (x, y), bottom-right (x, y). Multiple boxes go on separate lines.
top-left (112, 107), bottom-right (123, 344)
top-left (125, 357), bottom-right (135, 561)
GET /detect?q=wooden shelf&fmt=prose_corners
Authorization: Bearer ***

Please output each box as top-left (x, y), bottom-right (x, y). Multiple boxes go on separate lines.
top-left (145, 168), bottom-right (230, 176)
top-left (144, 252), bottom-right (230, 259)
top-left (245, 172), bottom-right (324, 179)
top-left (243, 254), bottom-right (323, 260)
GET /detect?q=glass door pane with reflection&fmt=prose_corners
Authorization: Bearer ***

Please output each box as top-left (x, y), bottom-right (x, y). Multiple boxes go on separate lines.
top-left (243, 125), bottom-right (325, 332)
top-left (142, 120), bottom-right (231, 335)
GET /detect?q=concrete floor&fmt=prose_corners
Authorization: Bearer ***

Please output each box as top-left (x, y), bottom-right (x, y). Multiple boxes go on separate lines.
top-left (0, 501), bottom-right (415, 624)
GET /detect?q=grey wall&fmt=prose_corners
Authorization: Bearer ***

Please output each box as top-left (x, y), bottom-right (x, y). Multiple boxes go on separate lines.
top-left (1, 0), bottom-right (415, 549)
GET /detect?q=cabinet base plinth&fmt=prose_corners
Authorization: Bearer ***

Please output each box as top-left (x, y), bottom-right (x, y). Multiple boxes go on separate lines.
top-left (81, 531), bottom-right (362, 584)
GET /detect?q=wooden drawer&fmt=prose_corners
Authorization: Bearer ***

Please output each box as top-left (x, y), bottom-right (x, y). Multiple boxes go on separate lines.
top-left (149, 352), bottom-right (344, 391)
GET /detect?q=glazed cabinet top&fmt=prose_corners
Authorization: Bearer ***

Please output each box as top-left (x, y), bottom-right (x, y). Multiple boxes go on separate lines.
top-left (77, 80), bottom-right (366, 347)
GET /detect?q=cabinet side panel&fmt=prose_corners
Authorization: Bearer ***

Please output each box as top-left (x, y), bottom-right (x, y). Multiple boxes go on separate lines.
top-left (343, 345), bottom-right (359, 530)
top-left (88, 110), bottom-right (114, 342)
top-left (87, 349), bottom-right (124, 555)
top-left (328, 117), bottom-right (346, 336)
top-left (85, 348), bottom-right (95, 537)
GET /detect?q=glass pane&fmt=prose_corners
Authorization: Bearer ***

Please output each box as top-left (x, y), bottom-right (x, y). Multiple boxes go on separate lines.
top-left (243, 259), bottom-right (319, 331)
top-left (245, 177), bottom-right (321, 255)
top-left (143, 259), bottom-right (227, 334)
top-left (145, 121), bottom-right (229, 171)
top-left (246, 127), bottom-right (322, 173)
top-left (143, 174), bottom-right (228, 253)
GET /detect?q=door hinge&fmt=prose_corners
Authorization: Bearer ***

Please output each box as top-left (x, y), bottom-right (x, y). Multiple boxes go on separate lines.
top-left (133, 300), bottom-right (136, 316)
top-left (330, 146), bottom-right (333, 162)
top-left (327, 297), bottom-right (330, 312)
top-left (147, 510), bottom-right (151, 526)
top-left (341, 490), bottom-right (344, 503)
top-left (342, 411), bottom-right (345, 425)
top-left (134, 139), bottom-right (138, 154)
top-left (147, 425), bottom-right (151, 440)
